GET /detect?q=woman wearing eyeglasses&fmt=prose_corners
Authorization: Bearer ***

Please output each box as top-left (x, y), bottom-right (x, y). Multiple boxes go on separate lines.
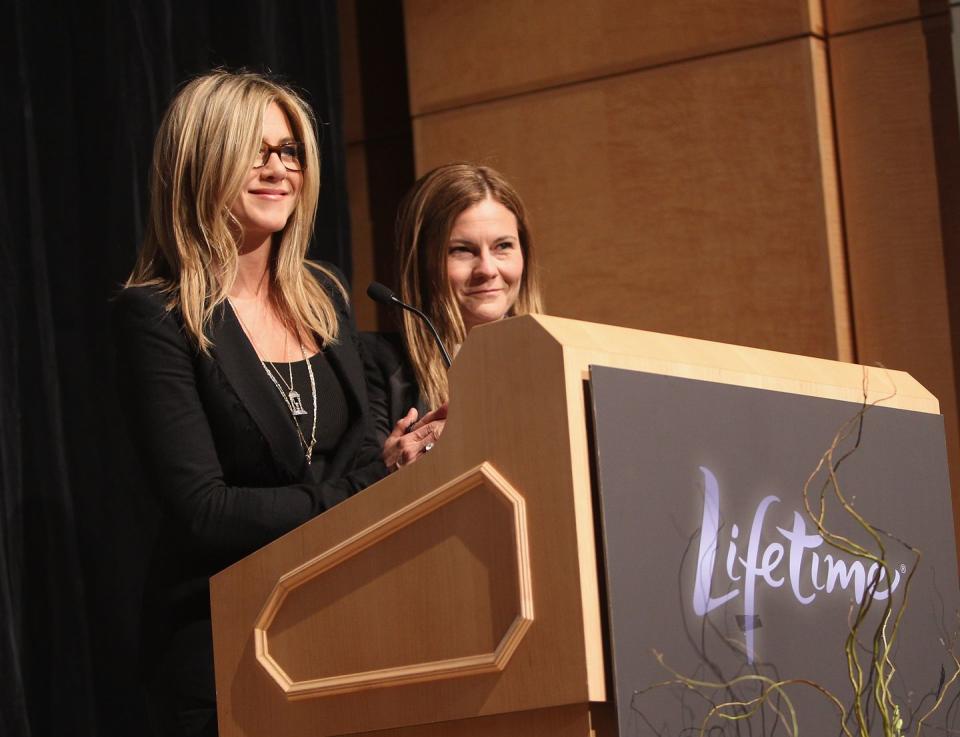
top-left (113, 70), bottom-right (389, 737)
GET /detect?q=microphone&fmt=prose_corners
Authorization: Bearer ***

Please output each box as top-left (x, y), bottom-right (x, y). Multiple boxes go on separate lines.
top-left (367, 282), bottom-right (453, 368)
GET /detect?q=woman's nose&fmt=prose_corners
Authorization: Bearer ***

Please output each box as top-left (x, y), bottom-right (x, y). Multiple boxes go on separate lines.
top-left (474, 248), bottom-right (497, 278)
top-left (261, 151), bottom-right (287, 178)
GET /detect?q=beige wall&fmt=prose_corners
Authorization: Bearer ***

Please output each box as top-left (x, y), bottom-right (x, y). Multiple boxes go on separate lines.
top-left (405, 0), bottom-right (848, 362)
top-left (827, 3), bottom-right (960, 542)
top-left (409, 35), bottom-right (849, 360)
top-left (343, 0), bottom-right (960, 530)
top-left (405, 1), bottom-right (822, 113)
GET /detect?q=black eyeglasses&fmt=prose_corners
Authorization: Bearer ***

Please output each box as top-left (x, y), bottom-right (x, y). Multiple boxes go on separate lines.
top-left (254, 142), bottom-right (306, 171)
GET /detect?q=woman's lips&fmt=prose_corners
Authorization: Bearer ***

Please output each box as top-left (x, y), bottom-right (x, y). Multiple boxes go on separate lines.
top-left (465, 288), bottom-right (503, 297)
top-left (249, 189), bottom-right (288, 199)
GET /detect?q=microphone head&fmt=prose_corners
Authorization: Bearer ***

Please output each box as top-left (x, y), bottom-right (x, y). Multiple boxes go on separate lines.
top-left (366, 281), bottom-right (397, 305)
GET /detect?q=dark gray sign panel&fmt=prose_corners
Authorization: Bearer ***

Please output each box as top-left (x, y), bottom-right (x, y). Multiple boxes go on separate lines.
top-left (590, 365), bottom-right (959, 736)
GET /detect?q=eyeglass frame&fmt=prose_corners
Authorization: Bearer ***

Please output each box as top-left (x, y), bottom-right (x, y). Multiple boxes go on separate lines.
top-left (253, 142), bottom-right (307, 172)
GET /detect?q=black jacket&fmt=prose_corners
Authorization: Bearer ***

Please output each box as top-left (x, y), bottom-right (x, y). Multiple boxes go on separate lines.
top-left (113, 269), bottom-right (388, 671)
top-left (360, 331), bottom-right (427, 447)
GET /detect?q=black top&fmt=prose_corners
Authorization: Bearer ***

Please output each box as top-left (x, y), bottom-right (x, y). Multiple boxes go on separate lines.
top-left (265, 352), bottom-right (351, 471)
top-left (112, 267), bottom-right (388, 675)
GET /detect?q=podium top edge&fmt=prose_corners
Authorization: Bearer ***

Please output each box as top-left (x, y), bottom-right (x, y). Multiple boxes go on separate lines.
top-left (489, 315), bottom-right (940, 415)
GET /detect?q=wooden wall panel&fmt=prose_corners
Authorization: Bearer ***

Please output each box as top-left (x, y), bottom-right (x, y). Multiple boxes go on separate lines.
top-left (830, 16), bottom-right (960, 509)
top-left (404, 0), bottom-right (821, 115)
top-left (825, 0), bottom-right (948, 34)
top-left (413, 38), bottom-right (849, 360)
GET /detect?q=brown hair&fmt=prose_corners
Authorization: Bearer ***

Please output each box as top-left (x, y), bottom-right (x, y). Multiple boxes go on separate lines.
top-left (126, 69), bottom-right (344, 350)
top-left (396, 162), bottom-right (543, 408)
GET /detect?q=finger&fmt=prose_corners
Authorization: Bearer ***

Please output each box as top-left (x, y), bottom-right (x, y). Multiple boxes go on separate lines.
top-left (415, 420), bottom-right (443, 443)
top-left (419, 404), bottom-right (448, 424)
top-left (403, 444), bottom-right (421, 464)
top-left (390, 407), bottom-right (418, 438)
top-left (390, 407), bottom-right (417, 438)
top-left (413, 407), bottom-right (445, 430)
top-left (408, 424), bottom-right (434, 442)
top-left (417, 426), bottom-right (439, 455)
top-left (403, 430), bottom-right (433, 458)
top-left (398, 433), bottom-right (423, 459)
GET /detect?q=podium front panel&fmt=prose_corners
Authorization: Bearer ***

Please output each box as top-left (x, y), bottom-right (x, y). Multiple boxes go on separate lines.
top-left (590, 365), bottom-right (959, 736)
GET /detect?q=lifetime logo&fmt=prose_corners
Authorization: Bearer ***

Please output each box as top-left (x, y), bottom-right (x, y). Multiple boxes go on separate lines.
top-left (692, 466), bottom-right (903, 663)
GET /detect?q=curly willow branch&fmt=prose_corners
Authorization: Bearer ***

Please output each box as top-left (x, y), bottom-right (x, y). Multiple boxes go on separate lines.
top-left (652, 650), bottom-right (853, 737)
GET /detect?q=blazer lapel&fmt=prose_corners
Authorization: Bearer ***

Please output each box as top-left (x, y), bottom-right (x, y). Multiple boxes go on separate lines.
top-left (322, 314), bottom-right (367, 471)
top-left (326, 334), bottom-right (364, 416)
top-left (210, 301), bottom-right (307, 480)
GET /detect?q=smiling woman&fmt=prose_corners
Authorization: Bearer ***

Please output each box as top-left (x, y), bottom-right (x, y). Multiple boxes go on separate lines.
top-left (231, 105), bottom-right (304, 250)
top-left (446, 196), bottom-right (525, 331)
top-left (363, 163), bottom-right (543, 470)
top-left (112, 70), bottom-right (388, 737)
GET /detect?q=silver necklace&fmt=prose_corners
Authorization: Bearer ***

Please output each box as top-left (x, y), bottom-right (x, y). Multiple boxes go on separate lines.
top-left (270, 364), bottom-right (308, 415)
top-left (265, 334), bottom-right (309, 416)
top-left (229, 298), bottom-right (319, 463)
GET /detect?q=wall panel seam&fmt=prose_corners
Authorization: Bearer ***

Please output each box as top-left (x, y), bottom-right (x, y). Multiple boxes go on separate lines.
top-left (827, 11), bottom-right (951, 40)
top-left (412, 32), bottom-right (827, 120)
top-left (816, 8), bottom-right (858, 364)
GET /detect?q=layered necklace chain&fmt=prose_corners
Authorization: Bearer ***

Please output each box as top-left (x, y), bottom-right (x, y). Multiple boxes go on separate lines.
top-left (266, 347), bottom-right (308, 416)
top-left (229, 298), bottom-right (318, 463)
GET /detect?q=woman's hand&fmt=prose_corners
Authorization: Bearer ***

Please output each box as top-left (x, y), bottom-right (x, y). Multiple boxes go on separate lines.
top-left (383, 404), bottom-right (448, 472)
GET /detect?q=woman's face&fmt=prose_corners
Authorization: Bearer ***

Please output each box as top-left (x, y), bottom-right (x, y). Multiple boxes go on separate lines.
top-left (445, 196), bottom-right (524, 332)
top-left (230, 102), bottom-right (302, 251)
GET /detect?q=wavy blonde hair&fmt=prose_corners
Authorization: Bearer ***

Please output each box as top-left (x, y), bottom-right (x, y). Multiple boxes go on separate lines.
top-left (396, 162), bottom-right (543, 408)
top-left (126, 69), bottom-right (344, 350)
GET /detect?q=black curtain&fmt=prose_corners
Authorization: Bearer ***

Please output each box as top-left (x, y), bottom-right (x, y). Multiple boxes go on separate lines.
top-left (0, 2), bottom-right (350, 735)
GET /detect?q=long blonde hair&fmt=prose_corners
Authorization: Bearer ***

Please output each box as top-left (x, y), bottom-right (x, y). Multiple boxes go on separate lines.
top-left (396, 163), bottom-right (543, 408)
top-left (126, 69), bottom-right (344, 350)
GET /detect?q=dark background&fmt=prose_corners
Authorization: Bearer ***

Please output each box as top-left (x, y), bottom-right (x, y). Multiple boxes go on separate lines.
top-left (0, 1), bottom-right (351, 734)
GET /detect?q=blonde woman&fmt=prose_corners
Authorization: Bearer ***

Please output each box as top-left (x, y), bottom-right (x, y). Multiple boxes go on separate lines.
top-left (113, 70), bottom-right (388, 736)
top-left (365, 162), bottom-right (543, 469)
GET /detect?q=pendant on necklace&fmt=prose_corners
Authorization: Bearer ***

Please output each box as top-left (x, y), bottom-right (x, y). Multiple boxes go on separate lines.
top-left (289, 390), bottom-right (308, 416)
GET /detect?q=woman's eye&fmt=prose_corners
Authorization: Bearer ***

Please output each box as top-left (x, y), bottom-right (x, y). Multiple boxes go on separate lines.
top-left (449, 245), bottom-right (472, 255)
top-left (495, 240), bottom-right (516, 251)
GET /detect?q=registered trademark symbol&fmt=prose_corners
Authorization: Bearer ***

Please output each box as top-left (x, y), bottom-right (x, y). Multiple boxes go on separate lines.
top-left (900, 563), bottom-right (907, 574)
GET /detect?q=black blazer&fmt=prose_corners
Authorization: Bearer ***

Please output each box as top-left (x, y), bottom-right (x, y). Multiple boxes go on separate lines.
top-left (360, 331), bottom-right (427, 447)
top-left (113, 268), bottom-right (388, 669)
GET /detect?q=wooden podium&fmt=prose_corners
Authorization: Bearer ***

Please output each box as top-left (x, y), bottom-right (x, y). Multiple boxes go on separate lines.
top-left (210, 315), bottom-right (940, 737)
